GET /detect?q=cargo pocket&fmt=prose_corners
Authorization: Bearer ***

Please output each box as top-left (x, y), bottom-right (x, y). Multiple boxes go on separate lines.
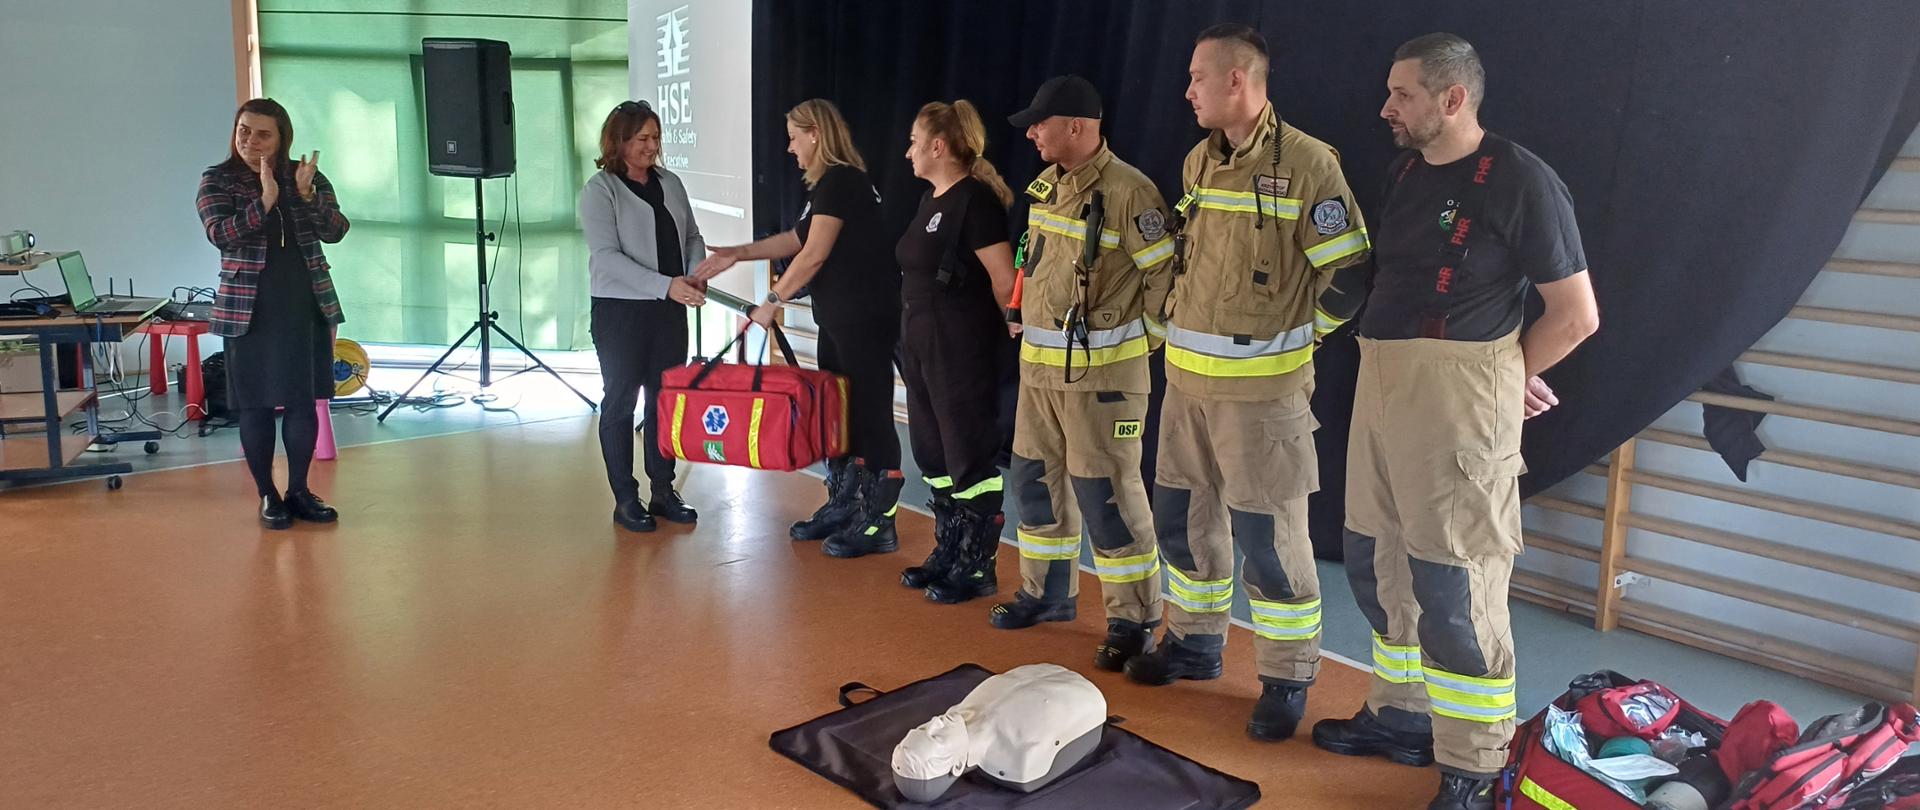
top-left (1448, 448), bottom-right (1527, 558)
top-left (1259, 403), bottom-right (1321, 504)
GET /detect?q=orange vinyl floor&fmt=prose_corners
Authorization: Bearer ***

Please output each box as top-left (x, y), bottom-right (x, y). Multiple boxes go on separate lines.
top-left (0, 418), bottom-right (1439, 808)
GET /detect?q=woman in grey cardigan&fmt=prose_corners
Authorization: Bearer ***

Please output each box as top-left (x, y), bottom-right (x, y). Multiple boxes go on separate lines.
top-left (580, 100), bottom-right (707, 533)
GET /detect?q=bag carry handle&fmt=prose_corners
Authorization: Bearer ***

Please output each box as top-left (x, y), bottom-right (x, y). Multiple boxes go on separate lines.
top-left (838, 681), bottom-right (883, 708)
top-left (687, 319), bottom-right (802, 390)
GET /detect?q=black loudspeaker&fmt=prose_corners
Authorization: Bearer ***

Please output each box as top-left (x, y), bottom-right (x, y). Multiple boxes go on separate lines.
top-left (422, 38), bottom-right (515, 178)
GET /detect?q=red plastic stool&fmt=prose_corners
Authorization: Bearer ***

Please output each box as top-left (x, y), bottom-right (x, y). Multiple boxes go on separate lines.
top-left (140, 320), bottom-right (212, 421)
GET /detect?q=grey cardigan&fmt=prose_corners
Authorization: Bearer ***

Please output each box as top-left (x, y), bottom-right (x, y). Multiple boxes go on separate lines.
top-left (578, 168), bottom-right (706, 301)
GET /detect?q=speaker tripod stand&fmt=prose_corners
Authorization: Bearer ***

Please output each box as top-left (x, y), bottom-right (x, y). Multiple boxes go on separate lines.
top-left (378, 177), bottom-right (597, 421)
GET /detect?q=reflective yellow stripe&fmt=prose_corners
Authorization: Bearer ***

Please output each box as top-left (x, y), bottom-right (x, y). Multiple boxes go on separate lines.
top-left (1192, 188), bottom-right (1302, 219)
top-left (670, 394), bottom-right (687, 459)
top-left (924, 475), bottom-right (954, 489)
top-left (1248, 597), bottom-right (1322, 640)
top-left (953, 475), bottom-right (1004, 501)
top-left (1313, 306), bottom-right (1348, 336)
top-left (1016, 529), bottom-right (1080, 560)
top-left (1519, 778), bottom-right (1577, 810)
top-left (1166, 567), bottom-right (1233, 613)
top-left (1027, 210), bottom-right (1122, 249)
top-left (1174, 191), bottom-right (1196, 216)
top-left (1424, 667), bottom-right (1518, 723)
top-left (1131, 237), bottom-right (1175, 269)
top-left (1305, 228), bottom-right (1370, 268)
top-left (1166, 343), bottom-right (1314, 378)
top-left (1093, 552), bottom-right (1160, 584)
top-left (747, 398), bottom-right (764, 468)
top-left (1143, 316), bottom-right (1166, 340)
top-left (1020, 336), bottom-right (1149, 368)
top-left (1371, 634), bottom-right (1423, 684)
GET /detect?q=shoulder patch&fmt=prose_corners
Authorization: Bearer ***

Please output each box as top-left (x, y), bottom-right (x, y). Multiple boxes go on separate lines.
top-left (1312, 198), bottom-right (1349, 235)
top-left (1025, 178), bottom-right (1055, 203)
top-left (1255, 174), bottom-right (1290, 197)
top-left (1135, 208), bottom-right (1167, 243)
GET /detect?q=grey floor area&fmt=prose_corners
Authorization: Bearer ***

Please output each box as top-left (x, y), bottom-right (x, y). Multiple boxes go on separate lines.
top-left (19, 367), bottom-right (1872, 725)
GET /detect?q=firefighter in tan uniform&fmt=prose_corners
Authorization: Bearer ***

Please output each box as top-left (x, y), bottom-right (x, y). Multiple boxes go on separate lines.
top-left (989, 75), bottom-right (1176, 673)
top-left (1310, 35), bottom-right (1597, 810)
top-left (1123, 26), bottom-right (1374, 745)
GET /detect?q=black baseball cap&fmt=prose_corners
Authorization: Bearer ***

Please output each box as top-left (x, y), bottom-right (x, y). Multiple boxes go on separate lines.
top-left (1008, 75), bottom-right (1103, 127)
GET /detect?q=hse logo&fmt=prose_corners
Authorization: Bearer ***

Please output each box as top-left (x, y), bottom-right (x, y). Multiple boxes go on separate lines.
top-left (1113, 420), bottom-right (1143, 440)
top-left (703, 405), bottom-right (729, 435)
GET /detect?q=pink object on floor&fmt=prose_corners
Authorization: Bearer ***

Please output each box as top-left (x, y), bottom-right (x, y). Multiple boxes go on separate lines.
top-left (315, 399), bottom-right (336, 460)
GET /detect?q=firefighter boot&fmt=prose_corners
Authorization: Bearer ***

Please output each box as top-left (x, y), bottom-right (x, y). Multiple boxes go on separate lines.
top-left (1310, 709), bottom-right (1436, 767)
top-left (901, 493), bottom-right (957, 589)
top-left (1093, 620), bottom-right (1156, 672)
top-left (1428, 773), bottom-right (1495, 810)
top-left (792, 456), bottom-right (858, 541)
top-left (1123, 635), bottom-right (1223, 685)
top-left (924, 502), bottom-right (1000, 604)
top-left (823, 466), bottom-right (902, 558)
top-left (1247, 681), bottom-right (1310, 741)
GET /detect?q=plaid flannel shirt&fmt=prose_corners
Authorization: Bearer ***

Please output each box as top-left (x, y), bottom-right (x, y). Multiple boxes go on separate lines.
top-left (195, 164), bottom-right (349, 338)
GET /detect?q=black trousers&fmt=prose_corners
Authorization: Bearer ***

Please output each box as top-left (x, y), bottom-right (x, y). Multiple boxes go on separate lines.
top-left (592, 297), bottom-right (688, 503)
top-left (900, 298), bottom-right (1008, 510)
top-left (817, 316), bottom-right (902, 470)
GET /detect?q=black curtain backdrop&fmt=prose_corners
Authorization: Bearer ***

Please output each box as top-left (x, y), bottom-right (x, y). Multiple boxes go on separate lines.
top-left (752, 1), bottom-right (1920, 558)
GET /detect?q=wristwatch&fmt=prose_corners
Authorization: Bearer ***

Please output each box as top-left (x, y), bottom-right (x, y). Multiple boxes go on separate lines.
top-left (764, 290), bottom-right (785, 306)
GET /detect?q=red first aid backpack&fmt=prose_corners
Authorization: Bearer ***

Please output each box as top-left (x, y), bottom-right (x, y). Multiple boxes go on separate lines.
top-left (1729, 701), bottom-right (1919, 810)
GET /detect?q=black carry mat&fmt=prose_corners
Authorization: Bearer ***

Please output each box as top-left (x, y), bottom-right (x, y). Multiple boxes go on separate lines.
top-left (768, 663), bottom-right (1262, 809)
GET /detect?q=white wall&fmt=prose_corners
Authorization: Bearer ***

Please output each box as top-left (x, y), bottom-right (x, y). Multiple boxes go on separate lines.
top-left (1520, 124), bottom-right (1920, 681)
top-left (0, 0), bottom-right (238, 368)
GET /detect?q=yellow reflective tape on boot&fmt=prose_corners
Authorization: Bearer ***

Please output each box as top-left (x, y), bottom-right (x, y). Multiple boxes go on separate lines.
top-left (1304, 228), bottom-right (1370, 268)
top-left (1248, 597), bottom-right (1322, 641)
top-left (1371, 634), bottom-right (1424, 684)
top-left (747, 398), bottom-right (764, 468)
top-left (864, 503), bottom-right (899, 536)
top-left (924, 475), bottom-right (954, 489)
top-left (670, 394), bottom-right (687, 459)
top-left (952, 476), bottom-right (1004, 501)
top-left (1130, 237), bottom-right (1175, 270)
top-left (1166, 567), bottom-right (1233, 613)
top-left (1093, 552), bottom-right (1160, 584)
top-left (1519, 778), bottom-right (1577, 810)
top-left (1016, 529), bottom-right (1079, 560)
top-left (1423, 668), bottom-right (1518, 723)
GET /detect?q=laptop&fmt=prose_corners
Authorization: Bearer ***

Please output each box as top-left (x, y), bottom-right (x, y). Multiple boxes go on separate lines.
top-left (54, 251), bottom-right (166, 316)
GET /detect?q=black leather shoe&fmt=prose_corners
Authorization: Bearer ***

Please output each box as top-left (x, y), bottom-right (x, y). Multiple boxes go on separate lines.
top-left (283, 490), bottom-right (337, 523)
top-left (988, 593), bottom-right (1075, 629)
top-left (1123, 639), bottom-right (1223, 685)
top-left (1311, 709), bottom-right (1436, 767)
top-left (613, 500), bottom-right (657, 533)
top-left (1427, 772), bottom-right (1495, 810)
top-left (648, 489), bottom-right (697, 524)
top-left (260, 494), bottom-right (292, 530)
top-left (1247, 682), bottom-right (1310, 741)
top-left (1093, 621), bottom-right (1156, 672)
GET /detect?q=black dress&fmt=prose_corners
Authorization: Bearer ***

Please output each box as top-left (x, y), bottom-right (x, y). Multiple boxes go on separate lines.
top-left (225, 207), bottom-right (332, 410)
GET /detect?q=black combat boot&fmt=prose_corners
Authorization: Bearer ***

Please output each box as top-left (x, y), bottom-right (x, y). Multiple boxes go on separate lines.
top-left (823, 465), bottom-right (903, 558)
top-left (1093, 620), bottom-right (1156, 672)
top-left (924, 502), bottom-right (1001, 604)
top-left (1310, 708), bottom-right (1436, 767)
top-left (900, 492), bottom-right (956, 589)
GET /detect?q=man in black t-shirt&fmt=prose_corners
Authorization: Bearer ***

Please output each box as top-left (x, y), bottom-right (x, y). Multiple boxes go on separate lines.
top-left (1309, 34), bottom-right (1599, 810)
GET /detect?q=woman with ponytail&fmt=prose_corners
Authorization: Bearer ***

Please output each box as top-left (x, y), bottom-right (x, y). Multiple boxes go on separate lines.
top-left (693, 99), bottom-right (905, 560)
top-left (891, 99), bottom-right (1019, 605)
